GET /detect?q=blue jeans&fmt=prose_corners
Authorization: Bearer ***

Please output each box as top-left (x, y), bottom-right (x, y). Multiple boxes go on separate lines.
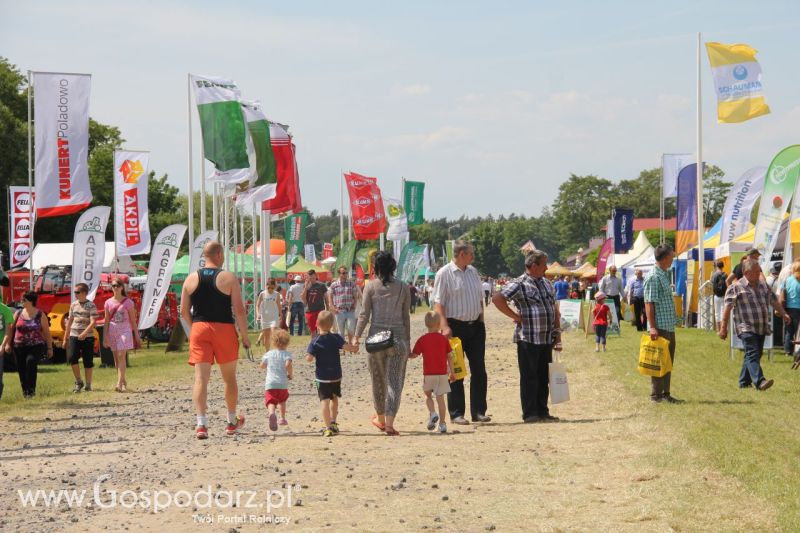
top-left (738, 332), bottom-right (766, 388)
top-left (594, 325), bottom-right (607, 344)
top-left (288, 303), bottom-right (306, 336)
top-left (783, 308), bottom-right (800, 354)
top-left (334, 310), bottom-right (356, 339)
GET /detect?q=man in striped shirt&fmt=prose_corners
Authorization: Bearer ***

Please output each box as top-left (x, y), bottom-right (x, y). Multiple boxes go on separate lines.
top-left (432, 240), bottom-right (490, 425)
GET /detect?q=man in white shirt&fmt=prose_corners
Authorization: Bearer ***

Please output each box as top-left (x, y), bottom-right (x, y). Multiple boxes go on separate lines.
top-left (599, 266), bottom-right (623, 322)
top-left (432, 241), bottom-right (490, 425)
top-left (286, 275), bottom-right (306, 336)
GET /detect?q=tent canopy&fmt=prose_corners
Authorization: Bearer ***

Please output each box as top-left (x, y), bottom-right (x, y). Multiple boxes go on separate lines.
top-left (23, 243), bottom-right (136, 274)
top-left (546, 261), bottom-right (572, 276)
top-left (270, 256), bottom-right (332, 280)
top-left (610, 231), bottom-right (652, 268)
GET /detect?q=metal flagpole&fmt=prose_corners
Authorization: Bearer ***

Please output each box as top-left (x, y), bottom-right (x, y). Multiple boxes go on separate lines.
top-left (660, 155), bottom-right (665, 245)
top-left (186, 74), bottom-right (195, 250)
top-left (27, 70), bottom-right (33, 289)
top-left (339, 171), bottom-right (344, 249)
top-left (252, 203), bottom-right (259, 325)
top-left (199, 137), bottom-right (206, 233)
top-left (212, 182), bottom-right (219, 232)
top-left (261, 211), bottom-right (270, 291)
top-left (696, 32), bottom-right (706, 328)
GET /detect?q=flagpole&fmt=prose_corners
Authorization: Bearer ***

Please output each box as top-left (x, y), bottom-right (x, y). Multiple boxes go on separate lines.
top-left (261, 211), bottom-right (270, 291)
top-left (251, 203), bottom-right (259, 319)
top-left (199, 136), bottom-right (206, 233)
top-left (186, 74), bottom-right (195, 250)
top-left (660, 154), bottom-right (665, 245)
top-left (27, 70), bottom-right (33, 290)
top-left (696, 32), bottom-right (706, 328)
top-left (212, 182), bottom-right (218, 232)
top-left (339, 170), bottom-right (344, 249)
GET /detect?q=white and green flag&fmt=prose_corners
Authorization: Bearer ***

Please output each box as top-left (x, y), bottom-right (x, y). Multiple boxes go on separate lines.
top-left (72, 206), bottom-right (111, 301)
top-left (191, 74), bottom-right (249, 173)
top-left (397, 241), bottom-right (427, 284)
top-left (234, 101), bottom-right (279, 208)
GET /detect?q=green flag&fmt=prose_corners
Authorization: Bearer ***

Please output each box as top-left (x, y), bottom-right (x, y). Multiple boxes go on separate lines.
top-left (445, 240), bottom-right (455, 263)
top-left (397, 241), bottom-right (427, 284)
top-left (754, 145), bottom-right (800, 265)
top-left (241, 101), bottom-right (277, 187)
top-left (284, 212), bottom-right (308, 267)
top-left (356, 247), bottom-right (377, 274)
top-left (191, 75), bottom-right (249, 172)
top-left (334, 239), bottom-right (358, 274)
top-left (403, 180), bottom-right (425, 226)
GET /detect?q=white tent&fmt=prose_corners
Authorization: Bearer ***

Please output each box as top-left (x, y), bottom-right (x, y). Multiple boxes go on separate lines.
top-left (610, 231), bottom-right (653, 268)
top-left (621, 251), bottom-right (657, 281)
top-left (23, 243), bottom-right (136, 274)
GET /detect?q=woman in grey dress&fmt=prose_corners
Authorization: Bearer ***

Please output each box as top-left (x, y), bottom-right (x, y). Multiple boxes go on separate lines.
top-left (354, 251), bottom-right (411, 436)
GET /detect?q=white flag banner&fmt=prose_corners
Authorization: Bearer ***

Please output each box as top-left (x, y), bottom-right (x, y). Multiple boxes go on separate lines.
top-left (139, 224), bottom-right (187, 330)
top-left (190, 230), bottom-right (219, 273)
top-left (719, 166), bottom-right (766, 243)
top-left (304, 244), bottom-right (316, 262)
top-left (113, 150), bottom-right (151, 256)
top-left (33, 72), bottom-right (92, 217)
top-left (72, 206), bottom-right (111, 301)
top-left (9, 187), bottom-right (35, 268)
top-left (234, 183), bottom-right (277, 211)
top-left (384, 197), bottom-right (409, 241)
top-left (662, 153), bottom-right (695, 198)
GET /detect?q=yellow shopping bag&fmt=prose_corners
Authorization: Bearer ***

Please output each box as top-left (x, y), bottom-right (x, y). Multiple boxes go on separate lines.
top-left (638, 334), bottom-right (672, 377)
top-left (449, 337), bottom-right (469, 380)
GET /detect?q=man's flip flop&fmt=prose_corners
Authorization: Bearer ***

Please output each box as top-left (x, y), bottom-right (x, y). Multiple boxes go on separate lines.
top-left (371, 415), bottom-right (385, 431)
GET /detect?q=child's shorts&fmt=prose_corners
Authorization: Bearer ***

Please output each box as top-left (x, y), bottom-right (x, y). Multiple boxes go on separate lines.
top-left (264, 389), bottom-right (289, 406)
top-left (423, 374), bottom-right (451, 396)
top-left (316, 380), bottom-right (341, 400)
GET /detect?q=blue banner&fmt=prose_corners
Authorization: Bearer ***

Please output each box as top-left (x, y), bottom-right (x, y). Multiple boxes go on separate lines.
top-left (676, 163), bottom-right (699, 254)
top-left (613, 208), bottom-right (634, 253)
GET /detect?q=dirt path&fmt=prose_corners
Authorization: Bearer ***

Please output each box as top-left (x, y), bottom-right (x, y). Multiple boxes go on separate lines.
top-left (0, 307), bottom-right (777, 531)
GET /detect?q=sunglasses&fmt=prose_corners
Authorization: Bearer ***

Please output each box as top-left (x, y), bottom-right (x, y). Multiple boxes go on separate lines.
top-left (111, 284), bottom-right (121, 288)
top-left (73, 291), bottom-right (83, 295)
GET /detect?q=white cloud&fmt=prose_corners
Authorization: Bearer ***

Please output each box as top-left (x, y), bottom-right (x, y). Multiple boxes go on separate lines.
top-left (399, 84), bottom-right (431, 96)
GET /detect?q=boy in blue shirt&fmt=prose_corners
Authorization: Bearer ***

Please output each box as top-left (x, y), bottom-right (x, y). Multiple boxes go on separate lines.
top-left (306, 311), bottom-right (358, 437)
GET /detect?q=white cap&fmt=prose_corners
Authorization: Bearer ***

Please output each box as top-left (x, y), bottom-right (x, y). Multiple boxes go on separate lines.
top-left (294, 275), bottom-right (303, 281)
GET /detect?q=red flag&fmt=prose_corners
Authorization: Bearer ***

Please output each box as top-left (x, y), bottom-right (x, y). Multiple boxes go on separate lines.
top-left (262, 132), bottom-right (302, 215)
top-left (345, 172), bottom-right (386, 240)
top-left (596, 238), bottom-right (614, 282)
top-left (322, 243), bottom-right (333, 259)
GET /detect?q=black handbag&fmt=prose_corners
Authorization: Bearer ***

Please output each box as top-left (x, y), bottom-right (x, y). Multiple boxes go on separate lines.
top-left (364, 281), bottom-right (402, 353)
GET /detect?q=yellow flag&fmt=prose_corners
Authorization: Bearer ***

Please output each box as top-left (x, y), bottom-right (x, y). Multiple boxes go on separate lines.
top-left (705, 42), bottom-right (770, 123)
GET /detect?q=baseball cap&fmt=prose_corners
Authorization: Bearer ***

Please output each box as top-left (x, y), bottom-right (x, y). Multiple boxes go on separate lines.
top-left (595, 291), bottom-right (606, 301)
top-left (293, 275), bottom-right (302, 281)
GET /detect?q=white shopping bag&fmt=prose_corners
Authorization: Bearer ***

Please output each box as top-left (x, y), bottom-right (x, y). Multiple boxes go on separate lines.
top-left (549, 354), bottom-right (570, 404)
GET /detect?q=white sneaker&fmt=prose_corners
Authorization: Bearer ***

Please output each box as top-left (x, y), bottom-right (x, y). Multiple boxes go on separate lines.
top-left (427, 412), bottom-right (439, 431)
top-left (438, 422), bottom-right (447, 433)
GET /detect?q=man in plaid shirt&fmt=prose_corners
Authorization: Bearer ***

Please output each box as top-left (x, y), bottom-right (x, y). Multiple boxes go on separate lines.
top-left (493, 250), bottom-right (562, 423)
top-left (719, 258), bottom-right (790, 391)
top-left (326, 266), bottom-right (361, 344)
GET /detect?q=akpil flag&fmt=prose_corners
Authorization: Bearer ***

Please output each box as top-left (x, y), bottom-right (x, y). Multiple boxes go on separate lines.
top-left (706, 42), bottom-right (770, 124)
top-left (403, 180), bottom-right (425, 226)
top-left (596, 238), bottom-right (614, 281)
top-left (322, 242), bottom-right (333, 259)
top-left (719, 166), bottom-right (766, 243)
top-left (34, 72), bottom-right (92, 217)
top-left (139, 224), bottom-right (187, 330)
top-left (8, 187), bottom-right (35, 268)
top-left (262, 122), bottom-right (301, 215)
top-left (662, 153), bottom-right (694, 198)
top-left (345, 172), bottom-right (386, 240)
top-left (612, 208), bottom-right (634, 253)
top-left (72, 206), bottom-right (110, 301)
top-left (114, 151), bottom-right (151, 256)
top-left (753, 146), bottom-right (800, 266)
top-left (676, 164), bottom-right (700, 254)
top-left (190, 74), bottom-right (249, 172)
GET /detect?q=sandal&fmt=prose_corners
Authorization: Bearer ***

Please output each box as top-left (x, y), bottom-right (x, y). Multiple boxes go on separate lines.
top-left (371, 415), bottom-right (386, 431)
top-left (384, 426), bottom-right (400, 436)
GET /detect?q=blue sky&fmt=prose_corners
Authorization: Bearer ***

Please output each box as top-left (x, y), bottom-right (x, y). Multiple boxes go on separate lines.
top-left (2, 1), bottom-right (799, 219)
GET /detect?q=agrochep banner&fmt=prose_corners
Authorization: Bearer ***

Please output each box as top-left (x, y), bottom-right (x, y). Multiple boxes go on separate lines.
top-left (139, 225), bottom-right (187, 330)
top-left (72, 206), bottom-right (111, 301)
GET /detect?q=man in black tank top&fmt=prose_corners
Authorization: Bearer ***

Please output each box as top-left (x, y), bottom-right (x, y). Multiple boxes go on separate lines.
top-left (181, 241), bottom-right (251, 440)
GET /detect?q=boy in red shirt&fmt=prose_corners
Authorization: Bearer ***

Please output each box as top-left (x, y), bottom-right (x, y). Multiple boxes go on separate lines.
top-left (411, 311), bottom-right (456, 433)
top-left (592, 291), bottom-right (611, 352)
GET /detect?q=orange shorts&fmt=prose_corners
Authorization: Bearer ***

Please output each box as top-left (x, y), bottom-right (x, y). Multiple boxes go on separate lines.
top-left (188, 322), bottom-right (239, 366)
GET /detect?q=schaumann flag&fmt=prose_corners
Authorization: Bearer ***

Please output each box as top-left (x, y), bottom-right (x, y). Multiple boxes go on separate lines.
top-left (114, 150), bottom-right (151, 256)
top-left (706, 42), bottom-right (770, 124)
top-left (612, 208), bottom-right (634, 253)
top-left (72, 206), bottom-right (110, 301)
top-left (33, 72), bottom-right (92, 218)
top-left (403, 180), bottom-right (425, 226)
top-left (139, 224), bottom-right (187, 330)
top-left (753, 146), bottom-right (800, 266)
top-left (676, 164), bottom-right (699, 255)
top-left (191, 74), bottom-right (249, 172)
top-left (719, 166), bottom-right (766, 243)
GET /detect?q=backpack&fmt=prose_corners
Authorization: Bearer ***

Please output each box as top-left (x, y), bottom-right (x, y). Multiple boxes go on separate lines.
top-left (712, 272), bottom-right (727, 297)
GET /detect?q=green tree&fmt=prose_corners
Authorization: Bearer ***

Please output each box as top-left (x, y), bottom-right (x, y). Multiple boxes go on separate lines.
top-left (551, 174), bottom-right (615, 254)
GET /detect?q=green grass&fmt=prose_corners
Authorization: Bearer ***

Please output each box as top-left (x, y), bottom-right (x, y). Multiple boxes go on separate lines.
top-left (594, 322), bottom-right (800, 530)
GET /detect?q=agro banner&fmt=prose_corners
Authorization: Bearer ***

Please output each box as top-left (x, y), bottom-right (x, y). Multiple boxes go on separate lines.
top-left (676, 164), bottom-right (700, 255)
top-left (72, 206), bottom-right (110, 301)
top-left (706, 42), bottom-right (770, 124)
top-left (333, 239), bottom-right (358, 274)
top-left (754, 146), bottom-right (800, 267)
top-left (139, 224), bottom-right (187, 330)
top-left (403, 180), bottom-right (425, 226)
top-left (9, 187), bottom-right (35, 268)
top-left (33, 72), bottom-right (92, 217)
top-left (284, 212), bottom-right (308, 267)
top-left (397, 241), bottom-right (427, 284)
top-left (612, 208), bottom-right (634, 253)
top-left (322, 242), bottom-right (333, 260)
top-left (662, 153), bottom-right (694, 199)
top-left (113, 150), bottom-right (151, 256)
top-left (384, 197), bottom-right (409, 241)
top-left (345, 172), bottom-right (386, 240)
top-left (262, 123), bottom-right (302, 215)
top-left (189, 230), bottom-right (219, 273)
top-left (596, 238), bottom-right (613, 281)
top-left (719, 166), bottom-right (766, 243)
top-left (190, 74), bottom-right (249, 172)
top-left (304, 244), bottom-right (316, 263)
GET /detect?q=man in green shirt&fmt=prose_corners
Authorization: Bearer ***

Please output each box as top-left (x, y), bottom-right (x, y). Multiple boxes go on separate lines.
top-left (644, 244), bottom-right (683, 404)
top-left (0, 301), bottom-right (15, 400)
